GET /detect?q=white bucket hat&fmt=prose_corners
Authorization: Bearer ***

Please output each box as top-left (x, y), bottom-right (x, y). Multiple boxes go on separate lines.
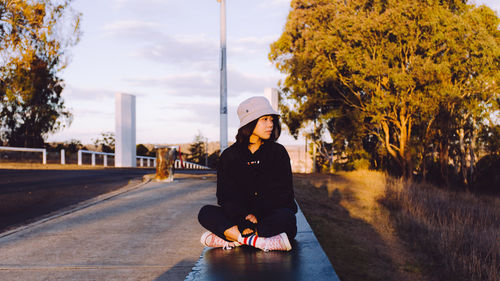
top-left (237, 96), bottom-right (279, 129)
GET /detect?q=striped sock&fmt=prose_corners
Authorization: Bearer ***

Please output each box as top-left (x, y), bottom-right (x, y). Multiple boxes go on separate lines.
top-left (237, 234), bottom-right (265, 249)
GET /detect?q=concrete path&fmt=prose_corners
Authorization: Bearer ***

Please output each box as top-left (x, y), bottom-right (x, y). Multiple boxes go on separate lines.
top-left (0, 176), bottom-right (215, 280)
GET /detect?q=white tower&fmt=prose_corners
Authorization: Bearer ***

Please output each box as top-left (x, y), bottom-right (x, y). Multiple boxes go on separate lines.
top-left (264, 88), bottom-right (279, 112)
top-left (115, 93), bottom-right (136, 167)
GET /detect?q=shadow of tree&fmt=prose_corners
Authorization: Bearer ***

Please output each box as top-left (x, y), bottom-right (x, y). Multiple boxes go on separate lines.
top-left (293, 174), bottom-right (418, 281)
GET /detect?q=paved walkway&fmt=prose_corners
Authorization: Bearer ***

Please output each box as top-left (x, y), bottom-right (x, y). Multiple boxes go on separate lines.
top-left (0, 176), bottom-right (214, 280)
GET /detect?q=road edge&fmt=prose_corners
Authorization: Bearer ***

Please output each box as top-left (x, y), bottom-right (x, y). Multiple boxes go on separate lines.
top-left (0, 175), bottom-right (153, 239)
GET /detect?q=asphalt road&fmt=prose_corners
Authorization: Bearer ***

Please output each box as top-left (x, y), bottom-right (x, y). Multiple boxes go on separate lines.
top-left (0, 177), bottom-right (214, 280)
top-left (0, 168), bottom-right (155, 233)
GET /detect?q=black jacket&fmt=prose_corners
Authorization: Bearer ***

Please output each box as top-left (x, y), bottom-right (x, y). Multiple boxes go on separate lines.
top-left (216, 141), bottom-right (298, 221)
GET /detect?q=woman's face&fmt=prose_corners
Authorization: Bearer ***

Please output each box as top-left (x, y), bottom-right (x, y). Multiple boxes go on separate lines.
top-left (252, 115), bottom-right (274, 140)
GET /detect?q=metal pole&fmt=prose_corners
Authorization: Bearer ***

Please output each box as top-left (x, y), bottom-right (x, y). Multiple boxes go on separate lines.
top-left (219, 0), bottom-right (228, 152)
top-left (205, 138), bottom-right (208, 167)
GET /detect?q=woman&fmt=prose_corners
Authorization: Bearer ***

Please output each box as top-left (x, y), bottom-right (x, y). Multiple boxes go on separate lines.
top-left (198, 96), bottom-right (297, 252)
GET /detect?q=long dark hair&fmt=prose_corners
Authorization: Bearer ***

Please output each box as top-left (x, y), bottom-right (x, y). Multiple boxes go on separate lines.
top-left (235, 115), bottom-right (281, 148)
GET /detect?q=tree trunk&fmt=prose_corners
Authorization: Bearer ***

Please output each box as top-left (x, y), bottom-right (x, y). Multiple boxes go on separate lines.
top-left (469, 119), bottom-right (478, 188)
top-left (404, 150), bottom-right (413, 179)
top-left (312, 122), bottom-right (317, 173)
top-left (422, 149), bottom-right (427, 182)
top-left (458, 128), bottom-right (468, 186)
top-left (421, 117), bottom-right (435, 182)
top-left (329, 148), bottom-right (334, 173)
top-left (439, 140), bottom-right (450, 188)
top-left (399, 113), bottom-right (412, 179)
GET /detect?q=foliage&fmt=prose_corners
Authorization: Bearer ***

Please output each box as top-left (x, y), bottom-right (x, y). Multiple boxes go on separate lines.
top-left (136, 144), bottom-right (149, 156)
top-left (207, 149), bottom-right (220, 169)
top-left (0, 0), bottom-right (81, 147)
top-left (270, 0), bottom-right (500, 182)
top-left (65, 138), bottom-right (82, 153)
top-left (93, 132), bottom-right (114, 153)
top-left (187, 132), bottom-right (207, 165)
top-left (473, 154), bottom-right (500, 194)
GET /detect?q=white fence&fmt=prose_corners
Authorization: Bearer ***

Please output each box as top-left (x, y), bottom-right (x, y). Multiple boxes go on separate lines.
top-left (77, 150), bottom-right (157, 167)
top-left (77, 150), bottom-right (210, 170)
top-left (174, 160), bottom-right (209, 170)
top-left (77, 150), bottom-right (117, 167)
top-left (0, 146), bottom-right (210, 170)
top-left (138, 156), bottom-right (156, 168)
top-left (0, 146), bottom-right (46, 164)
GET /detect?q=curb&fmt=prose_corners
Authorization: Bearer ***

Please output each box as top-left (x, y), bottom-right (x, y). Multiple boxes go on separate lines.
top-left (0, 177), bottom-right (153, 240)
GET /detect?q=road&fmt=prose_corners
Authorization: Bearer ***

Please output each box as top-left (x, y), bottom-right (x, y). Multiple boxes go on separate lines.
top-left (0, 177), bottom-right (214, 280)
top-left (0, 168), bottom-right (156, 233)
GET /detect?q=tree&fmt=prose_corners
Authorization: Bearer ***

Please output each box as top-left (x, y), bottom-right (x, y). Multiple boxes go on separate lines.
top-left (188, 133), bottom-right (207, 165)
top-left (0, 0), bottom-right (81, 147)
top-left (93, 132), bottom-right (115, 153)
top-left (136, 144), bottom-right (149, 156)
top-left (65, 138), bottom-right (82, 153)
top-left (270, 0), bottom-right (499, 178)
top-left (207, 149), bottom-right (220, 169)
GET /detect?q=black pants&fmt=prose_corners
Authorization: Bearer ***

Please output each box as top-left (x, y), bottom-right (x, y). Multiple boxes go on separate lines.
top-left (198, 205), bottom-right (297, 241)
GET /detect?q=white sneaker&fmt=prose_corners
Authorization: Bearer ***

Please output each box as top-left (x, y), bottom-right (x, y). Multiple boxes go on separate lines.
top-left (262, 232), bottom-right (292, 252)
top-left (200, 231), bottom-right (241, 250)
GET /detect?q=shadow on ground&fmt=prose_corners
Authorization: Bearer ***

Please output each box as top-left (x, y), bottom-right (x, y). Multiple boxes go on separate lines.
top-left (154, 259), bottom-right (198, 281)
top-left (293, 173), bottom-right (419, 281)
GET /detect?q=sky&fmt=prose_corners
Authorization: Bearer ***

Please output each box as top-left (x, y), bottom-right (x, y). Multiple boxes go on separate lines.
top-left (47, 0), bottom-right (500, 146)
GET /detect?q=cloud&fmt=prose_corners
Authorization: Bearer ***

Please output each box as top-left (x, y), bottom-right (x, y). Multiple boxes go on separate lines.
top-left (258, 0), bottom-right (291, 8)
top-left (124, 67), bottom-right (280, 97)
top-left (135, 34), bottom-right (218, 66)
top-left (102, 20), bottom-right (164, 40)
top-left (71, 108), bottom-right (114, 119)
top-left (229, 36), bottom-right (277, 57)
top-left (112, 0), bottom-right (176, 11)
top-left (163, 102), bottom-right (220, 126)
top-left (62, 86), bottom-right (116, 101)
top-left (102, 19), bottom-right (218, 67)
top-left (228, 69), bottom-right (280, 93)
top-left (125, 72), bottom-right (217, 98)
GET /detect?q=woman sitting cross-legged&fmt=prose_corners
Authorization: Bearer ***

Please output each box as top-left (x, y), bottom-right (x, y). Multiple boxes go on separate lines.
top-left (198, 96), bottom-right (297, 252)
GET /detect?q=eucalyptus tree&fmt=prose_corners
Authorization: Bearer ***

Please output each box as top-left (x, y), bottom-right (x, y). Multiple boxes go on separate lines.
top-left (270, 0), bottom-right (499, 178)
top-left (0, 0), bottom-right (81, 147)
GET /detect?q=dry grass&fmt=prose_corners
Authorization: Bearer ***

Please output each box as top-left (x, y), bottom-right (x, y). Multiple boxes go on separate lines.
top-left (294, 171), bottom-right (429, 281)
top-left (379, 178), bottom-right (500, 281)
top-left (295, 170), bottom-right (500, 281)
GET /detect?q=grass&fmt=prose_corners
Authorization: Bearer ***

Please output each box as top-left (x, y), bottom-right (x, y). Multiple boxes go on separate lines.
top-left (379, 178), bottom-right (500, 281)
top-left (294, 170), bottom-right (500, 281)
top-left (294, 171), bottom-right (427, 281)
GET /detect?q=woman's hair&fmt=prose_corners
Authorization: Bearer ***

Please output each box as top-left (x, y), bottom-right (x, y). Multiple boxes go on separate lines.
top-left (235, 115), bottom-right (281, 147)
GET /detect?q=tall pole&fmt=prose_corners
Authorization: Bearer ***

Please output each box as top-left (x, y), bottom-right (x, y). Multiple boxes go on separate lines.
top-left (205, 137), bottom-right (209, 167)
top-left (219, 0), bottom-right (228, 152)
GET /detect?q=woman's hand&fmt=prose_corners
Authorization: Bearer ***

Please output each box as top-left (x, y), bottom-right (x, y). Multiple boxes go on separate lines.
top-left (242, 228), bottom-right (254, 235)
top-left (245, 214), bottom-right (258, 224)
